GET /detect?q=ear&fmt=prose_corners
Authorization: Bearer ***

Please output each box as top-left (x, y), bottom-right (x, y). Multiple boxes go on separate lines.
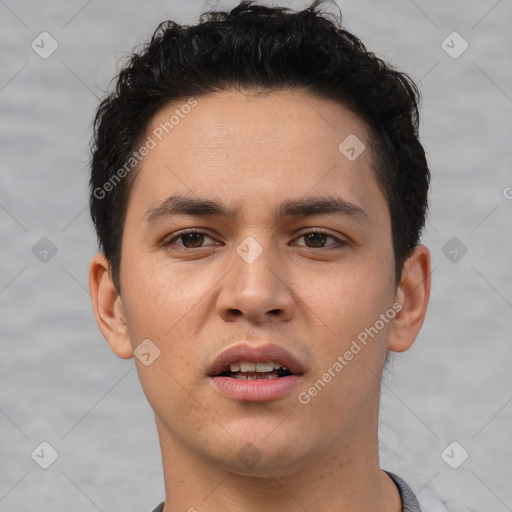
top-left (388, 244), bottom-right (431, 353)
top-left (88, 253), bottom-right (134, 359)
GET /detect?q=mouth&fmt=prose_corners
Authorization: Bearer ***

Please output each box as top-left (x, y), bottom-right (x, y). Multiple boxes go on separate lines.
top-left (207, 343), bottom-right (305, 402)
top-left (217, 361), bottom-right (293, 380)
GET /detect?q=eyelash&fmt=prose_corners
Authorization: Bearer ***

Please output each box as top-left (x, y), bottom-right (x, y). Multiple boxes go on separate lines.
top-left (162, 229), bottom-right (346, 251)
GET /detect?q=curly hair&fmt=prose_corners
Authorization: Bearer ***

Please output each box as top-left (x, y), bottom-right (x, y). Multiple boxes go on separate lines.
top-left (90, 0), bottom-right (429, 292)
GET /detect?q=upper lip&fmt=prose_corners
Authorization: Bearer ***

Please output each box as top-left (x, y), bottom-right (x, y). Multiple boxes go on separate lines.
top-left (207, 342), bottom-right (306, 376)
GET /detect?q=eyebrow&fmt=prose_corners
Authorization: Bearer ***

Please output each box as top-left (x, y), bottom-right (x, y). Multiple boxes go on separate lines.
top-left (144, 194), bottom-right (369, 225)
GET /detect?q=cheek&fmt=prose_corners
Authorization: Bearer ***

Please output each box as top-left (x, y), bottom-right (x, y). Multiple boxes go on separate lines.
top-left (295, 267), bottom-right (393, 424)
top-left (292, 259), bottom-right (394, 418)
top-left (296, 257), bottom-right (393, 338)
top-left (120, 249), bottom-right (215, 340)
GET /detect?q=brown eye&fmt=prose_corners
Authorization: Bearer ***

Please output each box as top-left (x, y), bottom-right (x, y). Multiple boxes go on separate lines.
top-left (295, 231), bottom-right (343, 249)
top-left (178, 233), bottom-right (206, 248)
top-left (303, 232), bottom-right (329, 248)
top-left (164, 231), bottom-right (216, 249)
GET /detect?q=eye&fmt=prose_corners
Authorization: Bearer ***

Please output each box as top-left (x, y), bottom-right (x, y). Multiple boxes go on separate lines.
top-left (293, 231), bottom-right (345, 249)
top-left (162, 229), bottom-right (346, 251)
top-left (164, 231), bottom-right (218, 249)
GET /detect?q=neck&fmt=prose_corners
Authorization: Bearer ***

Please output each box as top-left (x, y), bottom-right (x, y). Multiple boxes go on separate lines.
top-left (155, 413), bottom-right (401, 512)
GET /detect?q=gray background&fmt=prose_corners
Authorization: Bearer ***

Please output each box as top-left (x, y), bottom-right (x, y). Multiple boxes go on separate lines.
top-left (1, 0), bottom-right (511, 510)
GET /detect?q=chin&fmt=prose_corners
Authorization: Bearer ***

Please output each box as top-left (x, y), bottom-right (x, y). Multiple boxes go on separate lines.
top-left (202, 428), bottom-right (314, 477)
top-left (212, 448), bottom-right (306, 478)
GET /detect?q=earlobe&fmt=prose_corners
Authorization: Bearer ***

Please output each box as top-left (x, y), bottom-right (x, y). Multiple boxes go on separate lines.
top-left (388, 245), bottom-right (431, 353)
top-left (88, 253), bottom-right (134, 359)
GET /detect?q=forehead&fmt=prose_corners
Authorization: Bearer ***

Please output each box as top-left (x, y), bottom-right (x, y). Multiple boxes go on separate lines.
top-left (127, 90), bottom-right (388, 225)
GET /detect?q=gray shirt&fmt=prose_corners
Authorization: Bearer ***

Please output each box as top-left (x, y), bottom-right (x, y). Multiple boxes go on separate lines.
top-left (150, 471), bottom-right (422, 512)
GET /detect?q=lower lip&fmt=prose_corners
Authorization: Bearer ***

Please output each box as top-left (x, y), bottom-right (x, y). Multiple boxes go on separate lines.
top-left (209, 375), bottom-right (302, 402)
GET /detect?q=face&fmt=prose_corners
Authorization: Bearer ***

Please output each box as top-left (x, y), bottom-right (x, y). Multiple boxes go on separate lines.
top-left (91, 90), bottom-right (428, 477)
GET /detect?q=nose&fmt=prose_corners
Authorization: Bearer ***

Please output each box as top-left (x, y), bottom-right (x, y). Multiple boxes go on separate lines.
top-left (216, 239), bottom-right (295, 325)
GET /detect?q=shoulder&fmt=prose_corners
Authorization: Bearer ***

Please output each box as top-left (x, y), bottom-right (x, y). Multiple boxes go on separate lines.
top-left (386, 472), bottom-right (473, 512)
top-left (386, 471), bottom-right (423, 512)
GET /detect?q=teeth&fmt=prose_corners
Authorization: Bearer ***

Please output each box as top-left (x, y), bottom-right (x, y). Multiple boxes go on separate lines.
top-left (232, 373), bottom-right (280, 380)
top-left (240, 362), bottom-right (256, 372)
top-left (256, 362), bottom-right (274, 372)
top-left (229, 361), bottom-right (287, 373)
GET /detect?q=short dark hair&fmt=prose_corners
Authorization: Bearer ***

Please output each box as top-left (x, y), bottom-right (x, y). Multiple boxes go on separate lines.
top-left (89, 0), bottom-right (429, 292)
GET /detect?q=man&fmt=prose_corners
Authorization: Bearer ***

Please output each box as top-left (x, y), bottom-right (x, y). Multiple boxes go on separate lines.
top-left (88, 1), bottom-right (431, 510)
